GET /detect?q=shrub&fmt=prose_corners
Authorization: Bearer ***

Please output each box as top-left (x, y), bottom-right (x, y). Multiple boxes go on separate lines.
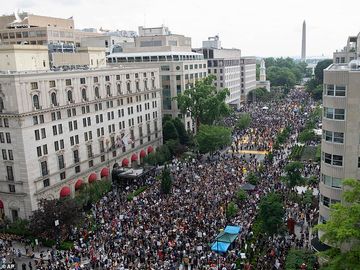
top-left (236, 189), bottom-right (247, 203)
top-left (160, 167), bottom-right (172, 194)
top-left (126, 186), bottom-right (147, 201)
top-left (247, 172), bottom-right (260, 186)
top-left (226, 202), bottom-right (238, 219)
top-left (59, 241), bottom-right (74, 250)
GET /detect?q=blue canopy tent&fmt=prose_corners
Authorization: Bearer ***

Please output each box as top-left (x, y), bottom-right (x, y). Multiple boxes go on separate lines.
top-left (211, 241), bottom-right (231, 253)
top-left (224, 225), bottom-right (241, 234)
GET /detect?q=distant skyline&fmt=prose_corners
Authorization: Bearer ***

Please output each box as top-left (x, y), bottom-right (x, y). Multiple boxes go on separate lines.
top-left (2, 0), bottom-right (360, 57)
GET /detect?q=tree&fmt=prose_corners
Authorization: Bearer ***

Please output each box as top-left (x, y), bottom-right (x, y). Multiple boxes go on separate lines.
top-left (196, 124), bottom-right (231, 154)
top-left (247, 87), bottom-right (272, 102)
top-left (284, 162), bottom-right (304, 189)
top-left (172, 117), bottom-right (189, 145)
top-left (298, 129), bottom-right (316, 143)
top-left (247, 172), bottom-right (260, 186)
top-left (163, 120), bottom-right (179, 142)
top-left (174, 75), bottom-right (232, 131)
top-left (226, 202), bottom-right (238, 219)
top-left (285, 249), bottom-right (317, 270)
top-left (236, 113), bottom-right (251, 130)
top-left (314, 59), bottom-right (333, 84)
top-left (236, 188), bottom-right (247, 203)
top-left (267, 66), bottom-right (297, 89)
top-left (258, 193), bottom-right (284, 235)
top-left (165, 139), bottom-right (186, 157)
top-left (315, 179), bottom-right (360, 270)
top-left (29, 198), bottom-right (81, 240)
top-left (160, 166), bottom-right (172, 194)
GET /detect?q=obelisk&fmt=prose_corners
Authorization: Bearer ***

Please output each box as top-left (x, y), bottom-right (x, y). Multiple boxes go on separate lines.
top-left (301, 20), bottom-right (306, 61)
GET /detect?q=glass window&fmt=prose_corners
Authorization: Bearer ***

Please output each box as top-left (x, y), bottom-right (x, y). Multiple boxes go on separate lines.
top-left (335, 85), bottom-right (346, 96)
top-left (322, 196), bottom-right (330, 207)
top-left (333, 132), bottom-right (344, 143)
top-left (324, 152), bottom-right (332, 164)
top-left (334, 109), bottom-right (345, 120)
top-left (326, 84), bottom-right (334, 96)
top-left (332, 155), bottom-right (343, 166)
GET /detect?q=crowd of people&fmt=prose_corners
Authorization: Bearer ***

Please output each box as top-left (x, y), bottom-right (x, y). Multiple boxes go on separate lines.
top-left (0, 90), bottom-right (321, 270)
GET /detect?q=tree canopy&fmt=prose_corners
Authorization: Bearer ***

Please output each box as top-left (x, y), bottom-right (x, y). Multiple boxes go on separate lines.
top-left (174, 75), bottom-right (232, 131)
top-left (305, 59), bottom-right (333, 100)
top-left (195, 124), bottom-right (231, 154)
top-left (315, 179), bottom-right (360, 269)
top-left (284, 161), bottom-right (304, 189)
top-left (236, 113), bottom-right (252, 130)
top-left (257, 193), bottom-right (285, 235)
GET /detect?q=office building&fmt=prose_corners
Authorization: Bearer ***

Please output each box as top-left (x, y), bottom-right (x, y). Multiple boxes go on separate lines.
top-left (80, 35), bottom-right (134, 55)
top-left (194, 36), bottom-right (242, 108)
top-left (240, 56), bottom-right (257, 102)
top-left (107, 26), bottom-right (207, 132)
top-left (0, 45), bottom-right (162, 220)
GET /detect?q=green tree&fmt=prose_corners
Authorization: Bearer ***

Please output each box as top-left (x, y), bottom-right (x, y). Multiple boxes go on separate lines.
top-left (236, 113), bottom-right (252, 130)
top-left (314, 59), bottom-right (333, 83)
top-left (284, 162), bottom-right (304, 189)
top-left (267, 66), bottom-right (297, 89)
top-left (143, 152), bottom-right (157, 166)
top-left (315, 179), bottom-right (360, 270)
top-left (174, 75), bottom-right (231, 131)
top-left (298, 129), bottom-right (316, 143)
top-left (236, 188), bottom-right (247, 203)
top-left (160, 166), bottom-right (172, 194)
top-left (172, 117), bottom-right (189, 145)
top-left (196, 124), bottom-right (231, 154)
top-left (226, 202), bottom-right (238, 219)
top-left (29, 198), bottom-right (81, 240)
top-left (163, 120), bottom-right (179, 142)
top-left (285, 249), bottom-right (317, 270)
top-left (258, 193), bottom-right (284, 235)
top-left (247, 172), bottom-right (260, 186)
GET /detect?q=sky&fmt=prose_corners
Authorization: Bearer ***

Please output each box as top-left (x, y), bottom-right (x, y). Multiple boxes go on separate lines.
top-left (2, 0), bottom-right (360, 57)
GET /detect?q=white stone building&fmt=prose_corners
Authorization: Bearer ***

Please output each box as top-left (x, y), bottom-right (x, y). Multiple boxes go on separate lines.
top-left (0, 45), bottom-right (162, 220)
top-left (240, 57), bottom-right (257, 102)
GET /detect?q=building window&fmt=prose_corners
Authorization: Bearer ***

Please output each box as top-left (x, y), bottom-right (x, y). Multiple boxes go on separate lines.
top-left (9, 184), bottom-right (15, 193)
top-left (322, 152), bottom-right (343, 166)
top-left (127, 82), bottom-right (131, 93)
top-left (49, 80), bottom-right (56, 88)
top-left (106, 85), bottom-right (111, 96)
top-left (95, 87), bottom-right (100, 98)
top-left (2, 149), bottom-right (7, 160)
top-left (43, 179), bottom-right (50, 188)
top-left (323, 130), bottom-right (344, 143)
top-left (6, 166), bottom-right (14, 181)
top-left (58, 155), bottom-right (65, 170)
top-left (75, 165), bottom-right (80, 173)
top-left (50, 92), bottom-right (57, 106)
top-left (81, 88), bottom-right (87, 101)
top-left (60, 172), bottom-right (66, 180)
top-left (31, 82), bottom-right (38, 90)
top-left (65, 79), bottom-right (71, 86)
top-left (80, 78), bottom-right (86, 84)
top-left (322, 174), bottom-right (342, 188)
top-left (324, 107), bottom-right (345, 120)
top-left (33, 95), bottom-right (40, 109)
top-left (67, 90), bottom-right (73, 103)
top-left (41, 161), bottom-right (48, 176)
top-left (73, 149), bottom-right (79, 163)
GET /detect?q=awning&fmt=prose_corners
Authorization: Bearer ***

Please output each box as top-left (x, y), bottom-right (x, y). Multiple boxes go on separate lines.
top-left (211, 241), bottom-right (230, 253)
top-left (88, 173), bottom-right (97, 183)
top-left (101, 167), bottom-right (109, 177)
top-left (60, 186), bottom-right (71, 198)
top-left (215, 231), bottom-right (238, 243)
top-left (140, 150), bottom-right (146, 158)
top-left (131, 153), bottom-right (138, 162)
top-left (0, 200), bottom-right (3, 209)
top-left (224, 225), bottom-right (241, 234)
top-left (122, 158), bottom-right (129, 167)
top-left (147, 146), bottom-right (154, 154)
top-left (75, 179), bottom-right (83, 190)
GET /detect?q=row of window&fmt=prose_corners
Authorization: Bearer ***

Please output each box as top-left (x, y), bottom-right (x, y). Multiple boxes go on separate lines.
top-left (321, 174), bottom-right (342, 188)
top-left (322, 152), bottom-right (343, 166)
top-left (0, 132), bottom-right (11, 144)
top-left (322, 130), bottom-right (344, 143)
top-left (320, 195), bottom-right (341, 208)
top-left (324, 84), bottom-right (346, 97)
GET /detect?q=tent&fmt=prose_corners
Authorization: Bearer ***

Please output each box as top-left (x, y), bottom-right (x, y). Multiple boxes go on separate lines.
top-left (241, 183), bottom-right (256, 191)
top-left (224, 225), bottom-right (241, 234)
top-left (215, 231), bottom-right (238, 243)
top-left (211, 241), bottom-right (231, 253)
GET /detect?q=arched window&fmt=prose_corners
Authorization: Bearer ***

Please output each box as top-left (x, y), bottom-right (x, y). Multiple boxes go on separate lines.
top-left (0, 97), bottom-right (4, 112)
top-left (67, 90), bottom-right (73, 103)
top-left (94, 87), bottom-right (99, 99)
top-left (81, 88), bottom-right (87, 101)
top-left (51, 92), bottom-right (57, 106)
top-left (117, 83), bottom-right (121, 94)
top-left (33, 95), bottom-right (40, 109)
top-left (106, 85), bottom-right (111, 96)
top-left (127, 82), bottom-right (131, 93)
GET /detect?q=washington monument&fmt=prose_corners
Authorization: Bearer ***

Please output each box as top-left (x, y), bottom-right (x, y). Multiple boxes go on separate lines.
top-left (301, 20), bottom-right (306, 61)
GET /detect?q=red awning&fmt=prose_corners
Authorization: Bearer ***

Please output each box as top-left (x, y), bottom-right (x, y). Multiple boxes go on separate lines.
top-left (122, 158), bottom-right (129, 167)
top-left (60, 186), bottom-right (71, 198)
top-left (101, 167), bottom-right (109, 177)
top-left (75, 179), bottom-right (84, 190)
top-left (147, 146), bottom-right (154, 154)
top-left (0, 200), bottom-right (3, 209)
top-left (131, 153), bottom-right (138, 161)
top-left (88, 173), bottom-right (97, 184)
top-left (140, 150), bottom-right (146, 158)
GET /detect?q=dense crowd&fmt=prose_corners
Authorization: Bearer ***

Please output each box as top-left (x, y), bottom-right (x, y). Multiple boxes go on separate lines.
top-left (1, 90), bottom-right (320, 270)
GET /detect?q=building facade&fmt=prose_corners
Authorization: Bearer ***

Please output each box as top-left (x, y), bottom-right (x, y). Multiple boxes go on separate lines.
top-left (107, 26), bottom-right (207, 132)
top-left (240, 57), bottom-right (257, 102)
top-left (194, 36), bottom-right (242, 108)
top-left (0, 45), bottom-right (162, 221)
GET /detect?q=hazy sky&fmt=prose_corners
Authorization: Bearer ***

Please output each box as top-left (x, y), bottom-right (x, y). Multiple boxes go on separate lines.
top-left (2, 0), bottom-right (360, 57)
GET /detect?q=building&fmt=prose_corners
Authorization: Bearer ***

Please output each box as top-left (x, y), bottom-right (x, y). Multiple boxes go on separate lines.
top-left (256, 59), bottom-right (271, 91)
top-left (240, 57), bottom-right (257, 102)
top-left (51, 47), bottom-right (107, 68)
top-left (107, 26), bottom-right (207, 132)
top-left (0, 45), bottom-right (162, 221)
top-left (318, 34), bottom-right (360, 232)
top-left (80, 35), bottom-right (134, 55)
top-left (194, 36), bottom-right (242, 108)
top-left (301, 20), bottom-right (306, 61)
top-left (0, 11), bottom-right (102, 47)
top-left (333, 34), bottom-right (359, 64)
